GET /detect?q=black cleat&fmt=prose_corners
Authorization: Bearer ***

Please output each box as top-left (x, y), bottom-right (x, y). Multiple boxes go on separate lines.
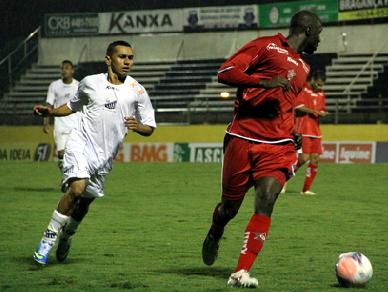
top-left (202, 232), bottom-right (220, 266)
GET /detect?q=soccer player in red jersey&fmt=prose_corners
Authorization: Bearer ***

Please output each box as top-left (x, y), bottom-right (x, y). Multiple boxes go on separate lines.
top-left (294, 71), bottom-right (329, 195)
top-left (201, 11), bottom-right (323, 288)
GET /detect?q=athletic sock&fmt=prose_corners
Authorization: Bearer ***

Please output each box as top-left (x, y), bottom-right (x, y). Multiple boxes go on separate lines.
top-left (235, 214), bottom-right (271, 272)
top-left (42, 210), bottom-right (69, 242)
top-left (303, 163), bottom-right (318, 192)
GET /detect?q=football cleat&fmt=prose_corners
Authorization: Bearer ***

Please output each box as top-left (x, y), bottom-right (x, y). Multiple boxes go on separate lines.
top-left (301, 190), bottom-right (317, 196)
top-left (33, 239), bottom-right (55, 265)
top-left (56, 231), bottom-right (72, 262)
top-left (202, 232), bottom-right (220, 266)
top-left (227, 269), bottom-right (259, 288)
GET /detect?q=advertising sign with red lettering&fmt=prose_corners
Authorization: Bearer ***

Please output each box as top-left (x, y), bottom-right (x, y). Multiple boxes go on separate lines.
top-left (338, 142), bottom-right (375, 164)
top-left (320, 142), bottom-right (337, 163)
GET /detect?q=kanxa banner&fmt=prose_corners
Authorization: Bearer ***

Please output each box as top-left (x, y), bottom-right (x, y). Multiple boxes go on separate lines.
top-left (259, 0), bottom-right (338, 28)
top-left (99, 9), bottom-right (184, 34)
top-left (184, 5), bottom-right (258, 32)
top-left (44, 13), bottom-right (99, 36)
top-left (338, 0), bottom-right (388, 20)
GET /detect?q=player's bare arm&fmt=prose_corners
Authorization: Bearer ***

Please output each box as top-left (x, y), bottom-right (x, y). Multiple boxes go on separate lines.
top-left (42, 103), bottom-right (53, 133)
top-left (124, 116), bottom-right (154, 136)
top-left (34, 103), bottom-right (73, 117)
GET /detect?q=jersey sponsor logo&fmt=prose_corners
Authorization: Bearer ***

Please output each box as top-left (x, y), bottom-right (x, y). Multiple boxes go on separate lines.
top-left (105, 100), bottom-right (117, 109)
top-left (266, 43), bottom-right (289, 54)
top-left (287, 56), bottom-right (299, 66)
top-left (106, 85), bottom-right (118, 91)
top-left (287, 69), bottom-right (296, 81)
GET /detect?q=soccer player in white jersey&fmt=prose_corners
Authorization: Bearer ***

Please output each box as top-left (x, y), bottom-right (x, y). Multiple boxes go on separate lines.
top-left (32, 40), bottom-right (156, 265)
top-left (43, 60), bottom-right (79, 172)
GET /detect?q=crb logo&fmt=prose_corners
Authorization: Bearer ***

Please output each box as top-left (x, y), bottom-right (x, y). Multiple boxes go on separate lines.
top-left (47, 16), bottom-right (71, 30)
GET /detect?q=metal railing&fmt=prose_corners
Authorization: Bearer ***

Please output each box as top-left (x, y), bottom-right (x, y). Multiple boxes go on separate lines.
top-left (0, 27), bottom-right (41, 96)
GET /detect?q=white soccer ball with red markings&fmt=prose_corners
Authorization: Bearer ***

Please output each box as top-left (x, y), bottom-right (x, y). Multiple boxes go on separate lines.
top-left (336, 252), bottom-right (373, 288)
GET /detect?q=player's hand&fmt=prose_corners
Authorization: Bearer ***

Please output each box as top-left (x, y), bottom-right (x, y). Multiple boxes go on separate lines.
top-left (259, 76), bottom-right (291, 91)
top-left (124, 116), bottom-right (139, 131)
top-left (33, 105), bottom-right (51, 117)
top-left (318, 111), bottom-right (329, 117)
top-left (43, 124), bottom-right (50, 134)
top-left (293, 132), bottom-right (302, 151)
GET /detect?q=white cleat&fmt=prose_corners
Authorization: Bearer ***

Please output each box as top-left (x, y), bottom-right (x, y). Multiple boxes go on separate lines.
top-left (301, 190), bottom-right (317, 196)
top-left (227, 269), bottom-right (259, 288)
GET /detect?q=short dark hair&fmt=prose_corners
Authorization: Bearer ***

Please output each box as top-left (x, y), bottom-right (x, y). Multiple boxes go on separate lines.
top-left (289, 10), bottom-right (321, 34)
top-left (61, 60), bottom-right (73, 68)
top-left (106, 40), bottom-right (132, 56)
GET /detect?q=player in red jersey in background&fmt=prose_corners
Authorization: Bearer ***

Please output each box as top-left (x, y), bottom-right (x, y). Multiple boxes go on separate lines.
top-left (201, 10), bottom-right (323, 288)
top-left (294, 71), bottom-right (329, 195)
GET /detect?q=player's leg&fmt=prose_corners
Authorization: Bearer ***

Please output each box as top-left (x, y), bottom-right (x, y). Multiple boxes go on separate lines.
top-left (54, 131), bottom-right (67, 173)
top-left (202, 135), bottom-right (252, 266)
top-left (301, 138), bottom-right (321, 195)
top-left (56, 197), bottom-right (95, 262)
top-left (33, 178), bottom-right (87, 265)
top-left (302, 153), bottom-right (320, 195)
top-left (228, 143), bottom-right (295, 288)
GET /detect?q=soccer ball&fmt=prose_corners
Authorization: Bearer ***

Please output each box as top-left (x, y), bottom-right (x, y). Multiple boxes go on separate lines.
top-left (335, 252), bottom-right (373, 288)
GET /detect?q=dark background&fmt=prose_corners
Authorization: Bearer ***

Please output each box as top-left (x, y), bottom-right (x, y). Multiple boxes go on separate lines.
top-left (1, 0), bottom-right (291, 46)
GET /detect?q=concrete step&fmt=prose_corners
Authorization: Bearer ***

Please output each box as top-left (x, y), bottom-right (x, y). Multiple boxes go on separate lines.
top-left (326, 64), bottom-right (383, 71)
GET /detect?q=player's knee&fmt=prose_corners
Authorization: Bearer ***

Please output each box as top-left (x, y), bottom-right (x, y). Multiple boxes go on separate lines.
top-left (69, 184), bottom-right (85, 198)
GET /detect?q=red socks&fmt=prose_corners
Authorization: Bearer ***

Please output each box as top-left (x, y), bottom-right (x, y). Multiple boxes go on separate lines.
top-left (303, 163), bottom-right (318, 192)
top-left (236, 214), bottom-right (271, 272)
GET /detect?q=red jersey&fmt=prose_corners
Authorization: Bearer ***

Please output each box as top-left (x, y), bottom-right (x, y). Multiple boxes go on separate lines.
top-left (294, 84), bottom-right (326, 138)
top-left (218, 33), bottom-right (310, 143)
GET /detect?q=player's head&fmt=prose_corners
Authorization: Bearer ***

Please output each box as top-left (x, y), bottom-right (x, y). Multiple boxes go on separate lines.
top-left (105, 40), bottom-right (134, 80)
top-left (309, 70), bottom-right (326, 91)
top-left (289, 10), bottom-right (322, 55)
top-left (61, 60), bottom-right (74, 79)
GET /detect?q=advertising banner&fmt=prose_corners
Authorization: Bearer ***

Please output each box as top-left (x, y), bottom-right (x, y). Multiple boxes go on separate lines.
top-left (99, 9), bottom-right (184, 34)
top-left (184, 5), bottom-right (258, 32)
top-left (44, 13), bottom-right (99, 36)
top-left (338, 0), bottom-right (388, 20)
top-left (188, 143), bottom-right (223, 163)
top-left (115, 143), bottom-right (174, 162)
top-left (259, 0), bottom-right (338, 28)
top-left (0, 143), bottom-right (52, 161)
top-left (320, 142), bottom-right (337, 163)
top-left (375, 142), bottom-right (388, 163)
top-left (338, 142), bottom-right (375, 164)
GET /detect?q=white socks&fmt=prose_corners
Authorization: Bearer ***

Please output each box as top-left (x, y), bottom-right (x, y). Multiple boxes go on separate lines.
top-left (44, 210), bottom-right (69, 241)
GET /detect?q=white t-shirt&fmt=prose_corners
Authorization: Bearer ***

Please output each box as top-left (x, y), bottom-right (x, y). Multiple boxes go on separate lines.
top-left (67, 73), bottom-right (156, 169)
top-left (46, 79), bottom-right (80, 133)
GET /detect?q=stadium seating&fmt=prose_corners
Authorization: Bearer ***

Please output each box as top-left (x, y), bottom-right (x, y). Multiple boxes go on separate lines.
top-left (1, 53), bottom-right (388, 124)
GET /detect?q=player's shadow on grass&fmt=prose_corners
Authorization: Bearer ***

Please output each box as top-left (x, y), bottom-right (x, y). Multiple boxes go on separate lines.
top-left (14, 255), bottom-right (88, 271)
top-left (13, 187), bottom-right (58, 192)
top-left (158, 266), bottom-right (230, 279)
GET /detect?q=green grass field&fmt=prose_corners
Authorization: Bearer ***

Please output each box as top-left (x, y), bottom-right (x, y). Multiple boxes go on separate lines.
top-left (0, 162), bottom-right (387, 291)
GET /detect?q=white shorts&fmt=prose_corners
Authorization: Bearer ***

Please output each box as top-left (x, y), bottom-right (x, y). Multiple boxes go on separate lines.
top-left (54, 131), bottom-right (71, 152)
top-left (62, 131), bottom-right (111, 198)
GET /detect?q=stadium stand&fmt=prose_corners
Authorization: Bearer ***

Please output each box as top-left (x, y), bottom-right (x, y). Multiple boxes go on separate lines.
top-left (1, 52), bottom-right (388, 124)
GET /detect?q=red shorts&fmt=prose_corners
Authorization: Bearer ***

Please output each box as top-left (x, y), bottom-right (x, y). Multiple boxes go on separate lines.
top-left (222, 135), bottom-right (298, 201)
top-left (301, 136), bottom-right (322, 154)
